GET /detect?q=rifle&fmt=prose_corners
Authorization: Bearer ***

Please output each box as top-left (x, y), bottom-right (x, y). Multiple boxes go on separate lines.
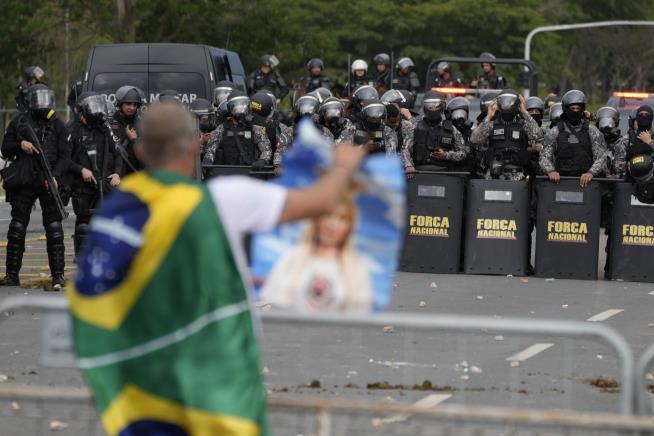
top-left (17, 116), bottom-right (68, 220)
top-left (105, 120), bottom-right (137, 173)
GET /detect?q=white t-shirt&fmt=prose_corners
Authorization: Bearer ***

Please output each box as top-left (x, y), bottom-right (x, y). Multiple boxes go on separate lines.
top-left (207, 176), bottom-right (287, 283)
top-left (294, 257), bottom-right (346, 312)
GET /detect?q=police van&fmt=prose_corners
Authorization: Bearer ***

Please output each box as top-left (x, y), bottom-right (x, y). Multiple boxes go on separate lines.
top-left (82, 43), bottom-right (246, 105)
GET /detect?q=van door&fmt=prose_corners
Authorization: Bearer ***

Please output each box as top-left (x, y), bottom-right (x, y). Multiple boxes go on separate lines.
top-left (147, 45), bottom-right (212, 104)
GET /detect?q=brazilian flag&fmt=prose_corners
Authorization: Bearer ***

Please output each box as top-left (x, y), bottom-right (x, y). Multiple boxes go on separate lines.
top-left (66, 171), bottom-right (266, 436)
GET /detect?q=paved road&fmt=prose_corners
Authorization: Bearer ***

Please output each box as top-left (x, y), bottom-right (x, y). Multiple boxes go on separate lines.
top-left (0, 201), bottom-right (652, 435)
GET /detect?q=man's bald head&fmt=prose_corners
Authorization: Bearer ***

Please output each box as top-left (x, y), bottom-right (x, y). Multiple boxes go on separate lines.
top-left (136, 102), bottom-right (198, 169)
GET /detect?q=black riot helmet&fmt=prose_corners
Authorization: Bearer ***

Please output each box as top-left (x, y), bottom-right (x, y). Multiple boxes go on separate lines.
top-left (396, 57), bottom-right (415, 71)
top-left (549, 103), bottom-right (563, 124)
top-left (397, 89), bottom-right (415, 109)
top-left (226, 90), bottom-right (251, 119)
top-left (351, 85), bottom-right (379, 110)
top-left (308, 87), bottom-right (333, 104)
top-left (373, 53), bottom-right (391, 66)
top-left (479, 52), bottom-right (496, 68)
top-left (496, 89), bottom-right (519, 122)
top-left (294, 95), bottom-right (320, 119)
top-left (480, 92), bottom-right (498, 117)
top-left (361, 99), bottom-right (386, 126)
top-left (190, 98), bottom-right (218, 133)
top-left (381, 89), bottom-right (406, 106)
top-left (306, 58), bottom-right (324, 71)
top-left (23, 66), bottom-right (45, 82)
top-left (447, 96), bottom-right (469, 124)
top-left (159, 89), bottom-right (181, 103)
top-left (422, 90), bottom-right (447, 122)
top-left (250, 91), bottom-right (276, 125)
top-left (115, 85), bottom-right (146, 108)
top-left (27, 84), bottom-right (56, 121)
top-left (213, 81), bottom-right (235, 106)
top-left (629, 154), bottom-right (654, 183)
top-left (562, 89), bottom-right (586, 125)
top-left (320, 97), bottom-right (344, 124)
top-left (595, 106), bottom-right (620, 136)
top-left (525, 96), bottom-right (545, 125)
top-left (79, 92), bottom-right (108, 127)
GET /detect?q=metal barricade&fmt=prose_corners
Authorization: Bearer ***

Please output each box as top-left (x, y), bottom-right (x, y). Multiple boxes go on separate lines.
top-left (534, 177), bottom-right (602, 280)
top-left (463, 179), bottom-right (530, 275)
top-left (636, 343), bottom-right (654, 415)
top-left (400, 171), bottom-right (467, 274)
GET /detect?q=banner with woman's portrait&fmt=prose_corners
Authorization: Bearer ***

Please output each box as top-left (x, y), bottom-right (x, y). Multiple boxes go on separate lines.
top-left (251, 120), bottom-right (406, 312)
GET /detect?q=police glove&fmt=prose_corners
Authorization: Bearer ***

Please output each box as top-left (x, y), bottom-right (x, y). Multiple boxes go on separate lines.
top-left (252, 159), bottom-right (267, 171)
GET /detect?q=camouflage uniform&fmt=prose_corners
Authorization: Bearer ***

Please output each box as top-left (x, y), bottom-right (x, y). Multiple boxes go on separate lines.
top-left (402, 123), bottom-right (467, 168)
top-left (539, 122), bottom-right (608, 177)
top-left (470, 112), bottom-right (542, 181)
top-left (611, 134), bottom-right (654, 179)
top-left (273, 122), bottom-right (334, 166)
top-left (333, 118), bottom-right (356, 144)
top-left (395, 119), bottom-right (415, 168)
top-left (202, 123), bottom-right (272, 166)
top-left (380, 125), bottom-right (399, 155)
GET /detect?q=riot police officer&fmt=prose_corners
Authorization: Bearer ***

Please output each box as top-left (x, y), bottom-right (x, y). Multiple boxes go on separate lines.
top-left (348, 85), bottom-right (379, 121)
top-left (110, 85), bottom-right (146, 174)
top-left (433, 62), bottom-right (464, 88)
top-left (474, 92), bottom-right (498, 128)
top-left (373, 53), bottom-right (392, 94)
top-left (202, 90), bottom-right (272, 175)
top-left (250, 91), bottom-right (292, 170)
top-left (392, 57), bottom-right (421, 96)
top-left (612, 105), bottom-right (654, 181)
top-left (548, 103), bottom-right (563, 128)
top-left (213, 80), bottom-right (236, 123)
top-left (302, 58), bottom-right (332, 94)
top-left (471, 52), bottom-right (507, 90)
top-left (344, 59), bottom-right (373, 96)
top-left (320, 97), bottom-right (355, 144)
top-left (594, 106), bottom-right (622, 177)
top-left (470, 89), bottom-right (541, 180)
top-left (248, 54), bottom-right (289, 101)
top-left (524, 96), bottom-right (546, 175)
top-left (403, 91), bottom-right (467, 177)
top-left (67, 93), bottom-right (122, 258)
top-left (540, 90), bottom-right (607, 187)
top-left (15, 66), bottom-right (45, 113)
top-left (447, 96), bottom-right (476, 173)
top-left (189, 98), bottom-right (218, 160)
top-left (1, 85), bottom-right (70, 288)
top-left (353, 99), bottom-right (398, 156)
top-left (382, 90), bottom-right (416, 171)
top-left (307, 87), bottom-right (333, 104)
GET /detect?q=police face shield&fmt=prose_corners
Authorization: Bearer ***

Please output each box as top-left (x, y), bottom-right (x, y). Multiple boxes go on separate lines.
top-left (296, 98), bottom-right (318, 117)
top-left (227, 96), bottom-right (250, 118)
top-left (450, 109), bottom-right (468, 123)
top-left (29, 89), bottom-right (55, 111)
top-left (363, 103), bottom-right (386, 125)
top-left (423, 99), bottom-right (445, 121)
top-left (81, 95), bottom-right (108, 126)
top-left (213, 87), bottom-right (233, 106)
top-left (497, 94), bottom-right (518, 121)
top-left (322, 102), bottom-right (343, 122)
top-left (197, 113), bottom-right (217, 133)
top-left (598, 116), bottom-right (616, 133)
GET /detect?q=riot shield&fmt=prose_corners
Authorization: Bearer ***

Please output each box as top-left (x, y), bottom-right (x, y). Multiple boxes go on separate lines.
top-left (464, 179), bottom-right (530, 275)
top-left (608, 182), bottom-right (654, 282)
top-left (400, 172), bottom-right (466, 273)
top-left (534, 178), bottom-right (601, 280)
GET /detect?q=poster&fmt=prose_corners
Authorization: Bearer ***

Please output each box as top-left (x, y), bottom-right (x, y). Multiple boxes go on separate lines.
top-left (251, 119), bottom-right (406, 312)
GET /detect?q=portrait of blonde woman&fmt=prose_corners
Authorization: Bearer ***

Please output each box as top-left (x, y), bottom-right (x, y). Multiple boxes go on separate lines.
top-left (260, 192), bottom-right (373, 312)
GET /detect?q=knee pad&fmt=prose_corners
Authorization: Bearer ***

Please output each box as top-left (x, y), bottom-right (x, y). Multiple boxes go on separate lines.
top-left (45, 221), bottom-right (64, 242)
top-left (7, 220), bottom-right (26, 242)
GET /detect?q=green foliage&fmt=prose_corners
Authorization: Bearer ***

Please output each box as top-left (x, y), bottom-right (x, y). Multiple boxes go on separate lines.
top-left (2, 0), bottom-right (654, 110)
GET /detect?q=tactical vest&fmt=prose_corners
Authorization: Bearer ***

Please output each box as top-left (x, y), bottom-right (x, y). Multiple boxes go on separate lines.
top-left (354, 121), bottom-right (385, 154)
top-left (392, 75), bottom-right (410, 91)
top-left (218, 122), bottom-right (256, 165)
top-left (555, 120), bottom-right (593, 176)
top-left (413, 119), bottom-right (455, 166)
top-left (306, 76), bottom-right (324, 93)
top-left (626, 130), bottom-right (653, 162)
top-left (486, 118), bottom-right (529, 169)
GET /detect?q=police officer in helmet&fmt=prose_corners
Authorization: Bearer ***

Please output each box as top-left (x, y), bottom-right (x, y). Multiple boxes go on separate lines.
top-left (15, 66), bottom-right (45, 113)
top-left (1, 85), bottom-right (71, 288)
top-left (433, 61), bottom-right (464, 89)
top-left (447, 96), bottom-right (476, 172)
top-left (392, 57), bottom-right (421, 96)
top-left (250, 91), bottom-right (292, 171)
top-left (381, 89), bottom-right (416, 172)
top-left (190, 98), bottom-right (218, 160)
top-left (67, 92), bottom-right (122, 259)
top-left (202, 90), bottom-right (272, 177)
top-left (471, 52), bottom-right (507, 90)
top-left (344, 59), bottom-right (373, 96)
top-left (373, 53), bottom-right (392, 94)
top-left (470, 89), bottom-right (541, 181)
top-left (110, 85), bottom-right (146, 174)
top-left (612, 105), bottom-right (654, 181)
top-left (248, 54), bottom-right (289, 102)
top-left (213, 81), bottom-right (236, 125)
top-left (403, 91), bottom-right (467, 177)
top-left (302, 58), bottom-right (332, 94)
top-left (540, 90), bottom-right (607, 187)
top-left (354, 99), bottom-right (398, 156)
top-left (594, 106), bottom-right (622, 177)
top-left (348, 85), bottom-right (379, 121)
top-left (320, 97), bottom-right (355, 144)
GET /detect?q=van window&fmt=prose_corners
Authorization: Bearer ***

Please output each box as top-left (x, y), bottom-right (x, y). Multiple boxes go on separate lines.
top-left (92, 73), bottom-right (147, 104)
top-left (149, 72), bottom-right (206, 103)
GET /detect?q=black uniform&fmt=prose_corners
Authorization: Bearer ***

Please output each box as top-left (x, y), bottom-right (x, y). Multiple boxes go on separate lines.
top-left (110, 111), bottom-right (142, 174)
top-left (553, 120), bottom-right (594, 176)
top-left (303, 74), bottom-right (332, 94)
top-left (67, 121), bottom-right (122, 256)
top-left (375, 71), bottom-right (392, 93)
top-left (476, 71), bottom-right (507, 90)
top-left (392, 72), bottom-right (420, 95)
top-left (248, 69), bottom-right (289, 100)
top-left (1, 114), bottom-right (71, 285)
top-left (412, 119), bottom-right (467, 170)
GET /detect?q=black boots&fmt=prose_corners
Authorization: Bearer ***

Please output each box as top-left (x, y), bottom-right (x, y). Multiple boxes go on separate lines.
top-left (46, 221), bottom-right (66, 290)
top-left (2, 220), bottom-right (26, 287)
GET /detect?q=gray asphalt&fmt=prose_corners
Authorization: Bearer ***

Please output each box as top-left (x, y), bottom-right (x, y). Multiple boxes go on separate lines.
top-left (0, 201), bottom-right (653, 435)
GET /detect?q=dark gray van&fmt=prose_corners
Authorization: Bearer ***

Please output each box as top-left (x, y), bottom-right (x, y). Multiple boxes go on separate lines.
top-left (82, 43), bottom-right (246, 105)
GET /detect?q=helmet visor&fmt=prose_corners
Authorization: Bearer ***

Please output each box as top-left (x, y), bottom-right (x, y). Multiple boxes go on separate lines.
top-left (423, 99), bottom-right (445, 113)
top-left (363, 103), bottom-right (386, 120)
top-left (198, 114), bottom-right (217, 133)
top-left (213, 87), bottom-right (233, 105)
top-left (598, 117), bottom-right (616, 130)
top-left (228, 96), bottom-right (250, 116)
top-left (496, 94), bottom-right (518, 111)
top-left (81, 95), bottom-right (107, 116)
top-left (451, 109), bottom-right (468, 121)
top-left (296, 99), bottom-right (318, 116)
top-left (29, 89), bottom-right (55, 110)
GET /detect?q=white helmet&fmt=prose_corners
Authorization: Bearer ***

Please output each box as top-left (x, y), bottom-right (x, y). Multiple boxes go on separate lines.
top-left (351, 59), bottom-right (368, 74)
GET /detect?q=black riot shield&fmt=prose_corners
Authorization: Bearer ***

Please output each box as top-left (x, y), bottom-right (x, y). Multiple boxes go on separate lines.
top-left (464, 179), bottom-right (530, 275)
top-left (608, 182), bottom-right (654, 282)
top-left (400, 172), bottom-right (466, 273)
top-left (202, 165), bottom-right (275, 180)
top-left (534, 179), bottom-right (601, 280)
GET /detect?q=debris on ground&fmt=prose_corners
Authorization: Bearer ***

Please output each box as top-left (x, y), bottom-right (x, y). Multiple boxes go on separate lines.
top-left (419, 301), bottom-right (426, 307)
top-left (308, 379), bottom-right (322, 388)
top-left (0, 374), bottom-right (9, 383)
top-left (476, 295), bottom-right (484, 300)
top-left (10, 401), bottom-right (20, 411)
top-left (584, 376), bottom-right (620, 393)
top-left (49, 420), bottom-right (68, 431)
top-left (495, 335), bottom-right (505, 341)
top-left (383, 325), bottom-right (394, 333)
top-left (430, 282), bottom-right (437, 288)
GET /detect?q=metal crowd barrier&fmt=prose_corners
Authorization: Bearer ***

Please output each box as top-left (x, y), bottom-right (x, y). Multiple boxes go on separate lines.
top-left (636, 343), bottom-right (654, 415)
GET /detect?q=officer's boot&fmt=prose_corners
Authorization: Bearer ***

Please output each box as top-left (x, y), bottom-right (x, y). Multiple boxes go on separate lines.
top-left (73, 223), bottom-right (89, 262)
top-left (45, 221), bottom-right (66, 290)
top-left (2, 220), bottom-right (26, 286)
